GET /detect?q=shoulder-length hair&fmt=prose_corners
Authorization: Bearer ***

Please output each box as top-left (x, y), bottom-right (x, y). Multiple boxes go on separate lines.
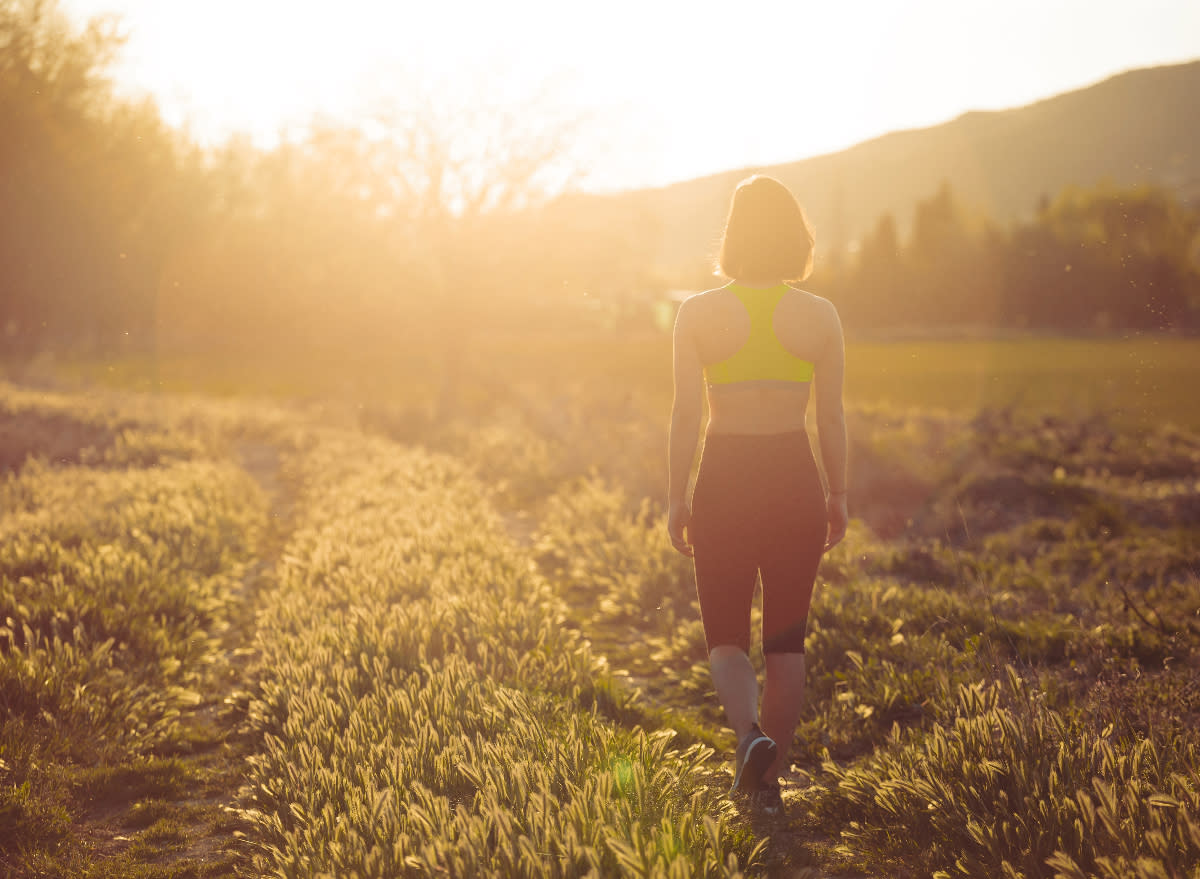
top-left (716, 175), bottom-right (815, 282)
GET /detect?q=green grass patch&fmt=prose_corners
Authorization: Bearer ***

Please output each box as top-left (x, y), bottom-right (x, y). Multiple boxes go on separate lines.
top-left (844, 336), bottom-right (1200, 433)
top-left (238, 432), bottom-right (768, 877)
top-left (43, 334), bottom-right (1200, 434)
top-left (0, 386), bottom-right (270, 876)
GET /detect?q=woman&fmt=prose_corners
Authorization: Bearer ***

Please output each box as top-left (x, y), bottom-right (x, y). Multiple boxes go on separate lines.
top-left (667, 175), bottom-right (847, 816)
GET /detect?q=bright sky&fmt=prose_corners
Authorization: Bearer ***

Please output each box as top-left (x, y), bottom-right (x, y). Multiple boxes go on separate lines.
top-left (60, 0), bottom-right (1200, 192)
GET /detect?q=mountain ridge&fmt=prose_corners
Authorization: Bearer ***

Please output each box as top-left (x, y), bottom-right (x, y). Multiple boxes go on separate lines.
top-left (593, 59), bottom-right (1200, 276)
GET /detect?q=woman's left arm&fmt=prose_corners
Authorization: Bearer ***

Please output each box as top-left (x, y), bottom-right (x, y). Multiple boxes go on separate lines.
top-left (814, 299), bottom-right (848, 550)
top-left (668, 298), bottom-right (703, 556)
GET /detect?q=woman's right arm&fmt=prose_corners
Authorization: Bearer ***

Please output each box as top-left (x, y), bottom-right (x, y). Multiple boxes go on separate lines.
top-left (814, 299), bottom-right (848, 550)
top-left (668, 298), bottom-right (704, 556)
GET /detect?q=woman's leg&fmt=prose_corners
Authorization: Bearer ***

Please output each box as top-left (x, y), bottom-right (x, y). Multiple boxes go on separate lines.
top-left (761, 652), bottom-right (806, 783)
top-left (691, 432), bottom-right (775, 786)
top-left (708, 644), bottom-right (759, 739)
top-left (756, 432), bottom-right (826, 786)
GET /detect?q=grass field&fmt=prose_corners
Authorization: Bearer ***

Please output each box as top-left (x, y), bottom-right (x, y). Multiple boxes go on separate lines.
top-left (2, 338), bottom-right (1199, 876)
top-left (26, 334), bottom-right (1200, 434)
top-left (844, 337), bottom-right (1200, 433)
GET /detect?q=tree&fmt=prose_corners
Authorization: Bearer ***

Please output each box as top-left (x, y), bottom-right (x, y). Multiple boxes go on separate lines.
top-left (0, 0), bottom-right (212, 364)
top-left (1009, 184), bottom-right (1200, 330)
top-left (351, 75), bottom-right (591, 415)
top-left (853, 211), bottom-right (905, 328)
top-left (906, 181), bottom-right (981, 326)
top-left (1, 0), bottom-right (119, 356)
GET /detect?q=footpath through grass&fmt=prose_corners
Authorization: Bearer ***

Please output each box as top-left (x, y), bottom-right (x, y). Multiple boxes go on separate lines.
top-left (238, 430), bottom-right (767, 877)
top-left (0, 385), bottom-right (277, 876)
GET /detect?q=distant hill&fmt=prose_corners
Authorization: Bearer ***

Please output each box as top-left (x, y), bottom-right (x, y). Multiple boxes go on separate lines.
top-left (596, 60), bottom-right (1200, 278)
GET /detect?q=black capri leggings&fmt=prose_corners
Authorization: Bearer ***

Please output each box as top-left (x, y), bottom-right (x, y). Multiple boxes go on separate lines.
top-left (689, 430), bottom-right (828, 654)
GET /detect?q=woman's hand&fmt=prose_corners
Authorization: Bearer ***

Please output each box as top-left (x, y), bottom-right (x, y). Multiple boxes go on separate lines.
top-left (667, 500), bottom-right (693, 556)
top-left (825, 493), bottom-right (848, 551)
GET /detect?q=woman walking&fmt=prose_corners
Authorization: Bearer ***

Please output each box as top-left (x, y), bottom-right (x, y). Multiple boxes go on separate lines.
top-left (667, 175), bottom-right (848, 816)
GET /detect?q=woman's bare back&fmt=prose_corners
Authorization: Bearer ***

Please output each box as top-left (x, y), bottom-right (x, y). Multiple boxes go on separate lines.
top-left (683, 284), bottom-right (838, 435)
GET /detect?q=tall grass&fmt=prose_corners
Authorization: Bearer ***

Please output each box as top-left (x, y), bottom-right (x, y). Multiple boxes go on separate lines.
top-left (0, 389), bottom-right (267, 867)
top-left (239, 432), bottom-right (766, 877)
top-left (3, 375), bottom-right (1198, 877)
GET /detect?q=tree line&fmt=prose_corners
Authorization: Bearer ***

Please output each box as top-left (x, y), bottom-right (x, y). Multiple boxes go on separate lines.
top-left (0, 0), bottom-right (616, 369)
top-left (3, 0), bottom-right (1198, 377)
top-left (813, 181), bottom-right (1200, 334)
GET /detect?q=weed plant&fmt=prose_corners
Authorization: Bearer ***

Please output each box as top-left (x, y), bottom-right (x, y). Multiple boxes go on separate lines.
top-left (4, 378), bottom-right (1198, 877)
top-left (459, 402), bottom-right (1200, 876)
top-left (812, 670), bottom-right (1200, 878)
top-left (239, 433), bottom-right (766, 877)
top-left (0, 389), bottom-right (268, 870)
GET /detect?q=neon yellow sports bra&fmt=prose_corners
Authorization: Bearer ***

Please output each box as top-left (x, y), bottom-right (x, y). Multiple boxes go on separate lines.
top-left (705, 284), bottom-right (814, 386)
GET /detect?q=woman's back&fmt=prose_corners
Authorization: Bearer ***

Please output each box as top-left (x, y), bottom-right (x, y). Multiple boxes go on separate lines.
top-left (680, 282), bottom-right (840, 436)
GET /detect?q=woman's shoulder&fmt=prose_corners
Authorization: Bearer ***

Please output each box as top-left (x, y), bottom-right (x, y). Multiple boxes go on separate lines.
top-left (783, 285), bottom-right (832, 305)
top-left (782, 287), bottom-right (841, 322)
top-left (684, 284), bottom-right (734, 303)
top-left (676, 285), bottom-right (732, 321)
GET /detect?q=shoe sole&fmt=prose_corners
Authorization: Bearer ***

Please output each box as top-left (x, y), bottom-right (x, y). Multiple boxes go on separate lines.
top-left (730, 735), bottom-right (777, 794)
top-left (752, 791), bottom-right (783, 816)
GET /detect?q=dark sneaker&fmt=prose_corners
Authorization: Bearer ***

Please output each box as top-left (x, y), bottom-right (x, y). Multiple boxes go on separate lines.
top-left (730, 724), bottom-right (777, 794)
top-left (747, 783), bottom-right (784, 816)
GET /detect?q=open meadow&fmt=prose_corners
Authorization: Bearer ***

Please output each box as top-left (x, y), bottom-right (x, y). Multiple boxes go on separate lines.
top-left (2, 332), bottom-right (1199, 877)
top-left (46, 335), bottom-right (1200, 435)
top-left (6, 1), bottom-right (1200, 875)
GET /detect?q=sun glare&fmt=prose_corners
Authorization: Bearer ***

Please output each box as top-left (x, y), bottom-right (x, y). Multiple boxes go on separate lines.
top-left (54, 3), bottom-right (497, 145)
top-left (57, 0), bottom-right (1200, 189)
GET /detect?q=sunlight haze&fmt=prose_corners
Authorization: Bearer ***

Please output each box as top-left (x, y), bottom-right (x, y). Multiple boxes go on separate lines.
top-left (57, 0), bottom-right (1200, 191)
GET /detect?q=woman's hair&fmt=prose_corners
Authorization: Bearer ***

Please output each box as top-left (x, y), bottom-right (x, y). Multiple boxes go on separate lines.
top-left (716, 175), bottom-right (815, 282)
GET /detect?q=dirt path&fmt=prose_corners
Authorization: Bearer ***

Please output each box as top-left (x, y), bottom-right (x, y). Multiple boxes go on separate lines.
top-left (495, 509), bottom-right (860, 879)
top-left (64, 441), bottom-right (292, 878)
